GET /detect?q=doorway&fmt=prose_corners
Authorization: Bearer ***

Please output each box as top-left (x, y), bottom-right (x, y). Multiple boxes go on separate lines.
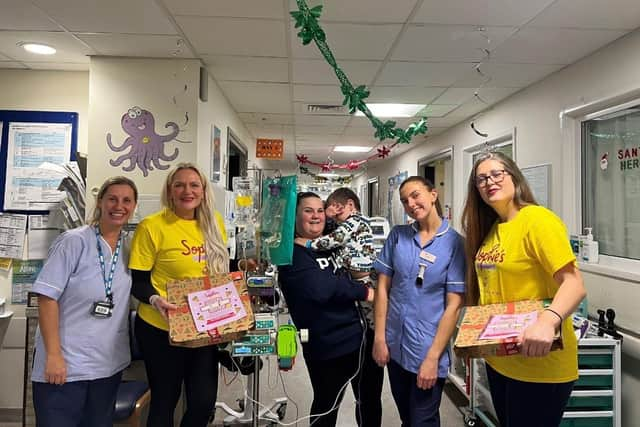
top-left (367, 177), bottom-right (380, 217)
top-left (418, 148), bottom-right (453, 221)
top-left (226, 128), bottom-right (248, 191)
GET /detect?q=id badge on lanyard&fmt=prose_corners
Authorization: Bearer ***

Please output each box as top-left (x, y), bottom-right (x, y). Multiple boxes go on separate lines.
top-left (93, 226), bottom-right (122, 318)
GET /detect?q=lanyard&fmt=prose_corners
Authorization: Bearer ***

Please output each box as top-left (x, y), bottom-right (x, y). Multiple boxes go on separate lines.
top-left (95, 226), bottom-right (122, 303)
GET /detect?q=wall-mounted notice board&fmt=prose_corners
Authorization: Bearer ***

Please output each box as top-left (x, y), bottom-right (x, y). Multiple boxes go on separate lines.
top-left (521, 163), bottom-right (551, 209)
top-left (0, 111), bottom-right (78, 213)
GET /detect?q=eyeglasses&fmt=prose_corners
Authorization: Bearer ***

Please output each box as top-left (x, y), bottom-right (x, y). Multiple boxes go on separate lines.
top-left (474, 169), bottom-right (508, 188)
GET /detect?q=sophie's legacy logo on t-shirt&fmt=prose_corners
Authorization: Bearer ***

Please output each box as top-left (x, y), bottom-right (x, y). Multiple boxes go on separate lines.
top-left (181, 240), bottom-right (206, 262)
top-left (475, 244), bottom-right (505, 270)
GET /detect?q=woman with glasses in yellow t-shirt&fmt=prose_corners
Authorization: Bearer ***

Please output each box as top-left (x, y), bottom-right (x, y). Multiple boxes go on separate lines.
top-left (462, 151), bottom-right (586, 427)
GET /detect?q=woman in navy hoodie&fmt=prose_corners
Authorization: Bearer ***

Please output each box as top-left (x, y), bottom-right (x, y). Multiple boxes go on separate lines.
top-left (279, 192), bottom-right (378, 427)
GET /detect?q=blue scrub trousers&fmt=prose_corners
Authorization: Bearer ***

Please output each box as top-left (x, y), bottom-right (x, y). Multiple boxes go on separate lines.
top-left (387, 359), bottom-right (446, 427)
top-left (32, 371), bottom-right (122, 427)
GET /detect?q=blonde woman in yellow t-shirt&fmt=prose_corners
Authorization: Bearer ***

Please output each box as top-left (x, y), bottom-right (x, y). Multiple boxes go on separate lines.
top-left (130, 162), bottom-right (229, 427)
top-left (461, 151), bottom-right (586, 427)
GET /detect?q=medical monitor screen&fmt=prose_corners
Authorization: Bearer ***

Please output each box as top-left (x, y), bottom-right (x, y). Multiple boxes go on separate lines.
top-left (371, 225), bottom-right (384, 235)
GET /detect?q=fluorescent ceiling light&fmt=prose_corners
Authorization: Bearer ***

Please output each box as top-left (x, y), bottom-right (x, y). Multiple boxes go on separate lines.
top-left (355, 103), bottom-right (425, 118)
top-left (333, 146), bottom-right (371, 153)
top-left (19, 42), bottom-right (56, 55)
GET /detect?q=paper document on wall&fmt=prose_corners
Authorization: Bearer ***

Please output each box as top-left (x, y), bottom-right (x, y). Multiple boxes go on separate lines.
top-left (4, 122), bottom-right (71, 211)
top-left (12, 259), bottom-right (43, 304)
top-left (0, 213), bottom-right (27, 259)
top-left (27, 214), bottom-right (61, 260)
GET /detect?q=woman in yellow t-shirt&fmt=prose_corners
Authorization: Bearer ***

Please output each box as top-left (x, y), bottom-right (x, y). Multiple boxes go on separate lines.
top-left (461, 151), bottom-right (586, 427)
top-left (130, 162), bottom-right (229, 427)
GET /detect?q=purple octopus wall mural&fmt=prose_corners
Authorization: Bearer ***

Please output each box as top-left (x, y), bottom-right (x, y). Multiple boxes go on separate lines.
top-left (107, 106), bottom-right (188, 177)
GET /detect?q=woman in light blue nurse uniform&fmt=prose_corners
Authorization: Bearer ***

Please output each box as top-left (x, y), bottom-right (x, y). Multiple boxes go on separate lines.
top-left (373, 176), bottom-right (465, 427)
top-left (31, 176), bottom-right (137, 427)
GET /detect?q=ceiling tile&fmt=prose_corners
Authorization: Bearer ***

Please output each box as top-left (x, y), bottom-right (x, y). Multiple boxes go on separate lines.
top-left (25, 62), bottom-right (89, 71)
top-left (342, 125), bottom-right (379, 137)
top-left (490, 27), bottom-right (627, 65)
top-left (445, 100), bottom-right (490, 120)
top-left (78, 34), bottom-right (194, 58)
top-left (295, 114), bottom-right (350, 128)
top-left (295, 124), bottom-right (345, 135)
top-left (32, 0), bottom-right (176, 34)
top-left (0, 61), bottom-right (28, 69)
top-left (377, 62), bottom-right (473, 87)
top-left (0, 31), bottom-right (91, 63)
top-left (455, 62), bottom-right (564, 88)
top-left (204, 56), bottom-right (289, 82)
top-left (421, 116), bottom-right (468, 128)
top-left (418, 104), bottom-right (459, 117)
top-left (392, 24), bottom-right (515, 62)
top-left (239, 113), bottom-right (294, 125)
top-left (177, 16), bottom-right (286, 57)
top-left (528, 0), bottom-right (640, 30)
top-left (218, 81), bottom-right (291, 114)
top-left (413, 0), bottom-right (555, 26)
top-left (290, 0), bottom-right (418, 23)
top-left (292, 59), bottom-right (380, 85)
top-left (0, 0), bottom-right (62, 31)
top-left (434, 86), bottom-right (520, 105)
top-left (367, 86), bottom-right (445, 104)
top-left (290, 23), bottom-right (403, 60)
top-left (167, 0), bottom-right (284, 19)
top-left (293, 85), bottom-right (343, 103)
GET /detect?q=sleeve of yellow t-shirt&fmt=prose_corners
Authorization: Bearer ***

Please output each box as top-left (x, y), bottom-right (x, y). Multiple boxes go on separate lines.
top-left (129, 219), bottom-right (157, 271)
top-left (525, 207), bottom-right (576, 276)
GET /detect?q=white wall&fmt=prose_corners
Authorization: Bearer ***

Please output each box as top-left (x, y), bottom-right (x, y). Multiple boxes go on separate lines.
top-left (0, 70), bottom-right (89, 408)
top-left (0, 59), bottom-right (258, 410)
top-left (197, 72), bottom-right (256, 213)
top-left (87, 57), bottom-right (200, 200)
top-left (360, 28), bottom-right (640, 426)
top-left (0, 70), bottom-right (89, 153)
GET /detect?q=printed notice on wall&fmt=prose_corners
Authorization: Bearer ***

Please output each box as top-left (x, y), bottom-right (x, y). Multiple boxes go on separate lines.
top-left (4, 122), bottom-right (71, 211)
top-left (0, 213), bottom-right (27, 259)
top-left (521, 164), bottom-right (551, 208)
top-left (12, 259), bottom-right (43, 304)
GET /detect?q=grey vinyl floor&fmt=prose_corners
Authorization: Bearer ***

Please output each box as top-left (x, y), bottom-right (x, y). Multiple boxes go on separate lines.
top-left (1, 337), bottom-right (487, 427)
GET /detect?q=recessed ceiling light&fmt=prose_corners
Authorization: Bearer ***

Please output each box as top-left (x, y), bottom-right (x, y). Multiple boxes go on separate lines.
top-left (355, 103), bottom-right (425, 118)
top-left (19, 42), bottom-right (56, 55)
top-left (333, 146), bottom-right (371, 153)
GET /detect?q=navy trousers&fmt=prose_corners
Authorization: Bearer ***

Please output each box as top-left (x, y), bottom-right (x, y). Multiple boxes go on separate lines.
top-left (135, 315), bottom-right (219, 427)
top-left (304, 329), bottom-right (384, 427)
top-left (32, 371), bottom-right (122, 427)
top-left (486, 363), bottom-right (574, 427)
top-left (387, 359), bottom-right (446, 427)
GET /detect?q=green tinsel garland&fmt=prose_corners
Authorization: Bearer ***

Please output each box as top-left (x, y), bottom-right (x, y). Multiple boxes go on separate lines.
top-left (291, 0), bottom-right (428, 145)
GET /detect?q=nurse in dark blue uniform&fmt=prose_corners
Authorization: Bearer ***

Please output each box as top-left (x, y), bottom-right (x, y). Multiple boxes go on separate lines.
top-left (373, 176), bottom-right (466, 427)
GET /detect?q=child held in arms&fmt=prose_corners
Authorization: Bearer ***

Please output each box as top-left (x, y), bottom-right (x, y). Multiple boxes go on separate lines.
top-left (294, 187), bottom-right (375, 285)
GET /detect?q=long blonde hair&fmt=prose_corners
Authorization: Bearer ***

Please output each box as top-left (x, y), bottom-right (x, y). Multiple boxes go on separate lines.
top-left (90, 176), bottom-right (138, 226)
top-left (461, 152), bottom-right (537, 305)
top-left (161, 163), bottom-right (229, 274)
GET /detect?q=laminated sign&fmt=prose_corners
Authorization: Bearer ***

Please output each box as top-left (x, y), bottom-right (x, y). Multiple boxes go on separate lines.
top-left (167, 271), bottom-right (254, 348)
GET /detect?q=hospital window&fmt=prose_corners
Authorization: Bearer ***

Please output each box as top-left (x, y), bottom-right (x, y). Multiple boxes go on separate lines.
top-left (582, 103), bottom-right (640, 260)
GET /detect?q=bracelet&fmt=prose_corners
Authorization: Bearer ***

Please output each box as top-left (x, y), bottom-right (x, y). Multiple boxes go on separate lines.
top-left (305, 240), bottom-right (312, 249)
top-left (544, 307), bottom-right (563, 323)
